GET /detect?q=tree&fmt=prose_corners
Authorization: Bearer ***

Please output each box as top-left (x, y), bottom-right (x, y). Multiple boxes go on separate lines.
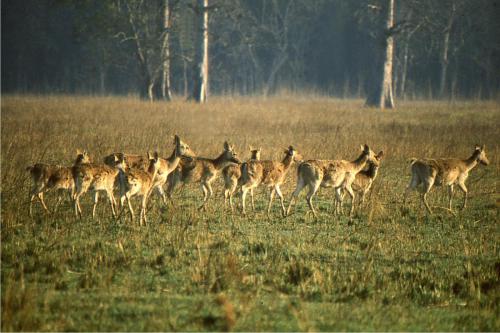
top-left (190, 0), bottom-right (210, 103)
top-left (365, 0), bottom-right (397, 109)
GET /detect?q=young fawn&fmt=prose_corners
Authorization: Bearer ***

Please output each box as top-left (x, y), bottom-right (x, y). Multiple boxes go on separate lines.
top-left (118, 152), bottom-right (161, 226)
top-left (347, 150), bottom-right (384, 205)
top-left (167, 141), bottom-right (240, 210)
top-left (403, 145), bottom-right (489, 214)
top-left (222, 146), bottom-right (261, 211)
top-left (73, 153), bottom-right (124, 219)
top-left (286, 144), bottom-right (378, 218)
top-left (239, 146), bottom-right (301, 217)
top-left (104, 135), bottom-right (195, 206)
top-left (26, 150), bottom-right (90, 216)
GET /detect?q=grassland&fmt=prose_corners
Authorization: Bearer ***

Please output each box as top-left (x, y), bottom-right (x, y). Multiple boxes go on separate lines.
top-left (1, 94), bottom-right (499, 331)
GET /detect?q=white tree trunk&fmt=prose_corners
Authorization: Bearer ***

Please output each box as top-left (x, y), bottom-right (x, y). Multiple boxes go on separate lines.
top-left (365, 0), bottom-right (395, 109)
top-left (191, 0), bottom-right (209, 103)
top-left (161, 0), bottom-right (173, 101)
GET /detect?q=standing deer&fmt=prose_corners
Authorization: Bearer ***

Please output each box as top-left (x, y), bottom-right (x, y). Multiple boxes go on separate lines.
top-left (103, 135), bottom-right (195, 206)
top-left (239, 146), bottom-right (301, 217)
top-left (403, 145), bottom-right (489, 214)
top-left (222, 146), bottom-right (261, 211)
top-left (26, 150), bottom-right (90, 216)
top-left (118, 152), bottom-right (161, 225)
top-left (344, 150), bottom-right (384, 206)
top-left (167, 141), bottom-right (240, 210)
top-left (73, 153), bottom-right (124, 219)
top-left (286, 144), bottom-right (378, 218)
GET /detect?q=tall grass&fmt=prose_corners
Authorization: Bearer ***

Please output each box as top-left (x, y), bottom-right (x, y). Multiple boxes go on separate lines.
top-left (1, 94), bottom-right (499, 331)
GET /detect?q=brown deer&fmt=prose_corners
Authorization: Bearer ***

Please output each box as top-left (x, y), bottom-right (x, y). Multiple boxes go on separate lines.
top-left (104, 135), bottom-right (195, 206)
top-left (239, 146), bottom-right (301, 217)
top-left (286, 144), bottom-right (378, 218)
top-left (403, 145), bottom-right (489, 214)
top-left (167, 141), bottom-right (240, 210)
top-left (73, 153), bottom-right (125, 219)
top-left (26, 150), bottom-right (90, 216)
top-left (118, 152), bottom-right (161, 225)
top-left (222, 146), bottom-right (261, 212)
top-left (343, 150), bottom-right (384, 206)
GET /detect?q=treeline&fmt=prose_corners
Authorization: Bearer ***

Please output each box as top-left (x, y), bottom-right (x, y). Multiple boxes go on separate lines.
top-left (2, 0), bottom-right (499, 100)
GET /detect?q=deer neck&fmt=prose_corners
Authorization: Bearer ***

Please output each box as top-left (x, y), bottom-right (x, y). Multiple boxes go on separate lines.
top-left (351, 152), bottom-right (369, 173)
top-left (166, 148), bottom-right (182, 173)
top-left (365, 164), bottom-right (379, 179)
top-left (147, 163), bottom-right (158, 181)
top-left (213, 152), bottom-right (232, 170)
top-left (464, 151), bottom-right (480, 171)
top-left (281, 154), bottom-right (294, 171)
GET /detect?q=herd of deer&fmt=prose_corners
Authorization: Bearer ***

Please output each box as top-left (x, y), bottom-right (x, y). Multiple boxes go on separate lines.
top-left (26, 135), bottom-right (490, 224)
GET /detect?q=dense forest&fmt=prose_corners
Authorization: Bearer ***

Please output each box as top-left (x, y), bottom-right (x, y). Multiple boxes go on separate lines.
top-left (2, 0), bottom-right (499, 100)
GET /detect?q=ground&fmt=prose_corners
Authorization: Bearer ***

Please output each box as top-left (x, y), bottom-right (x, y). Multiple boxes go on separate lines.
top-left (1, 95), bottom-right (499, 331)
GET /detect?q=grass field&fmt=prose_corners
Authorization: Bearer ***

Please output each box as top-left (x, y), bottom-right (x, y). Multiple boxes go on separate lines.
top-left (1, 95), bottom-right (499, 331)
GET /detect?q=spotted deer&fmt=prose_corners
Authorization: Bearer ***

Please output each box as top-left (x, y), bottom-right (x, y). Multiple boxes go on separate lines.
top-left (73, 153), bottom-right (125, 219)
top-left (239, 146), bottom-right (301, 217)
top-left (167, 141), bottom-right (240, 210)
top-left (118, 152), bottom-right (161, 225)
top-left (286, 144), bottom-right (378, 218)
top-left (26, 150), bottom-right (90, 216)
top-left (345, 150), bottom-right (384, 205)
top-left (104, 135), bottom-right (195, 206)
top-left (403, 145), bottom-right (489, 214)
top-left (222, 146), bottom-right (261, 211)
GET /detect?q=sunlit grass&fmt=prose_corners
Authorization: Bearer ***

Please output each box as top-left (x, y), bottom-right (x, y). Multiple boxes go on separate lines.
top-left (1, 94), bottom-right (499, 331)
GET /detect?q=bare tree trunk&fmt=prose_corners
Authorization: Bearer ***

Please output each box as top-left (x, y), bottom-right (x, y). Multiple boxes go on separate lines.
top-left (263, 53), bottom-right (288, 97)
top-left (125, 1), bottom-right (155, 101)
top-left (191, 0), bottom-right (209, 103)
top-left (366, 0), bottom-right (395, 109)
top-left (439, 4), bottom-right (455, 99)
top-left (161, 0), bottom-right (173, 101)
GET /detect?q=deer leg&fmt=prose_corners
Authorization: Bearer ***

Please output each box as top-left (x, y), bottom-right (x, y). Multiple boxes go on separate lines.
top-left (107, 190), bottom-right (117, 218)
top-left (457, 181), bottom-right (468, 210)
top-left (344, 184), bottom-right (356, 216)
top-left (198, 183), bottom-right (209, 211)
top-left (267, 187), bottom-right (276, 217)
top-left (155, 185), bottom-right (168, 206)
top-left (140, 195), bottom-right (148, 226)
top-left (37, 192), bottom-right (50, 214)
top-left (334, 187), bottom-right (343, 215)
top-left (29, 193), bottom-right (36, 217)
top-left (306, 182), bottom-right (320, 219)
top-left (228, 182), bottom-right (238, 212)
top-left (241, 186), bottom-right (249, 216)
top-left (447, 185), bottom-right (454, 211)
top-left (275, 185), bottom-right (286, 217)
top-left (92, 191), bottom-right (99, 219)
top-left (286, 176), bottom-right (305, 217)
top-left (422, 178), bottom-right (435, 214)
top-left (126, 193), bottom-right (135, 222)
top-left (403, 175), bottom-right (420, 207)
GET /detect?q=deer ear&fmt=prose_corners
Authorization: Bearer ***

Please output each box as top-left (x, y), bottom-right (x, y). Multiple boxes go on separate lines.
top-left (377, 151), bottom-right (384, 159)
top-left (174, 135), bottom-right (180, 144)
top-left (147, 151), bottom-right (153, 160)
top-left (359, 145), bottom-right (364, 151)
top-left (474, 144), bottom-right (481, 150)
top-left (154, 151), bottom-right (159, 160)
top-left (224, 141), bottom-right (230, 150)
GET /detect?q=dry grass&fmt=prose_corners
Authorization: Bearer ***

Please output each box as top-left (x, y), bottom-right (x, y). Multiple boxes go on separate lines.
top-left (1, 94), bottom-right (499, 331)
